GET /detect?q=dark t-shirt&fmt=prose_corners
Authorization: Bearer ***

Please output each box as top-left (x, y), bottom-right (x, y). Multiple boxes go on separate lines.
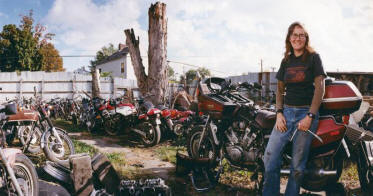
top-left (276, 53), bottom-right (326, 106)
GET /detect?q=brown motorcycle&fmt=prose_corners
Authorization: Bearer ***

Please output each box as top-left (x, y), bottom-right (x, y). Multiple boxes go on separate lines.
top-left (187, 77), bottom-right (373, 194)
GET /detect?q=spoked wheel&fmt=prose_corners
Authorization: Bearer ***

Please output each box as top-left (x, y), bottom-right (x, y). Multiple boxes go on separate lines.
top-left (187, 125), bottom-right (217, 161)
top-left (18, 125), bottom-right (42, 154)
top-left (43, 128), bottom-right (75, 166)
top-left (103, 114), bottom-right (121, 136)
top-left (139, 122), bottom-right (161, 147)
top-left (357, 147), bottom-right (373, 195)
top-left (0, 154), bottom-right (39, 196)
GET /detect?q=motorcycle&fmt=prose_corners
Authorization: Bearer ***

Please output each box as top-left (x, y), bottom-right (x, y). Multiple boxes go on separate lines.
top-left (187, 76), bottom-right (373, 194)
top-left (0, 103), bottom-right (39, 196)
top-left (157, 105), bottom-right (195, 136)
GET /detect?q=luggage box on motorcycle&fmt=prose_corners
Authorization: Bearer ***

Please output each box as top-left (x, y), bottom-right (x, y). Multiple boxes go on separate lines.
top-left (319, 80), bottom-right (362, 116)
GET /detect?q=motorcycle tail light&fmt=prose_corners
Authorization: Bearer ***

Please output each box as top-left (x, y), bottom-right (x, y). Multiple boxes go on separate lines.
top-left (329, 130), bottom-right (340, 136)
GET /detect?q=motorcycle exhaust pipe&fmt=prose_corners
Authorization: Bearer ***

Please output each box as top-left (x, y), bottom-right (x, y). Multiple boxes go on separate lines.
top-left (281, 169), bottom-right (337, 176)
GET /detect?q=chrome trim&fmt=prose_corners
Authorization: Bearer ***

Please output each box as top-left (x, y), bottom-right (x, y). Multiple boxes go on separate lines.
top-left (322, 97), bottom-right (362, 103)
top-left (342, 138), bottom-right (350, 158)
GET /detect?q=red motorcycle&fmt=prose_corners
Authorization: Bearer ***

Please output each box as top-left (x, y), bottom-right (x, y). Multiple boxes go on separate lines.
top-left (157, 105), bottom-right (195, 136)
top-left (187, 77), bottom-right (373, 194)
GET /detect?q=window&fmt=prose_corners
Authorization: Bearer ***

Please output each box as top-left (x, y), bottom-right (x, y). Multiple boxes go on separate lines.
top-left (98, 68), bottom-right (102, 73)
top-left (121, 62), bottom-right (125, 73)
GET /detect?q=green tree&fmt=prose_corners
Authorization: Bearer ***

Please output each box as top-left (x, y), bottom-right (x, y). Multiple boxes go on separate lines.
top-left (0, 10), bottom-right (61, 72)
top-left (184, 67), bottom-right (211, 84)
top-left (90, 43), bottom-right (117, 66)
top-left (167, 65), bottom-right (175, 79)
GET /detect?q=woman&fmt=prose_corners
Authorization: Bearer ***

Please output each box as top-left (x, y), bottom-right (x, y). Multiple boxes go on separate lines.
top-left (262, 22), bottom-right (326, 196)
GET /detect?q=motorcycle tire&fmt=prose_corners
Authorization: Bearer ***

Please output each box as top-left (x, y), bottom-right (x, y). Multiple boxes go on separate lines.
top-left (357, 147), bottom-right (373, 195)
top-left (300, 156), bottom-right (343, 192)
top-left (42, 129), bottom-right (75, 167)
top-left (103, 114), bottom-right (121, 136)
top-left (18, 125), bottom-right (42, 154)
top-left (139, 122), bottom-right (161, 147)
top-left (187, 125), bottom-right (217, 162)
top-left (5, 154), bottom-right (39, 196)
top-left (72, 114), bottom-right (78, 125)
top-left (324, 182), bottom-right (346, 196)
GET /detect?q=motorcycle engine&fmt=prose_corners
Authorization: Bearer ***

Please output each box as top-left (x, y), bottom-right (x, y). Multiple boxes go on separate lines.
top-left (224, 121), bottom-right (261, 166)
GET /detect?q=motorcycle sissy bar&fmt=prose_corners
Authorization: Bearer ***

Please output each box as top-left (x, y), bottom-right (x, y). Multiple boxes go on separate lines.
top-left (290, 128), bottom-right (323, 143)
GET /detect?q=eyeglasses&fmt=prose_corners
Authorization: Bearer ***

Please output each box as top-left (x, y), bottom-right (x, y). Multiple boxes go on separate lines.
top-left (290, 33), bottom-right (306, 40)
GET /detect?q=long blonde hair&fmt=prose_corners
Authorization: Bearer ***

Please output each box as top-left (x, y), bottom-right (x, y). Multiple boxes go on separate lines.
top-left (284, 22), bottom-right (315, 62)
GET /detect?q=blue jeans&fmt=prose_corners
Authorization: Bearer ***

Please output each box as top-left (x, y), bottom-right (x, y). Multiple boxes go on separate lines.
top-left (262, 106), bottom-right (319, 196)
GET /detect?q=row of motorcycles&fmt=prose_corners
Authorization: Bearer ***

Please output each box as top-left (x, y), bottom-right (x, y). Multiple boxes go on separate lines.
top-left (45, 91), bottom-right (201, 147)
top-left (184, 76), bottom-right (373, 195)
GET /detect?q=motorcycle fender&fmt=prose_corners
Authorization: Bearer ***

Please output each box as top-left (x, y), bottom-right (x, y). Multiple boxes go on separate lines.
top-left (40, 129), bottom-right (48, 149)
top-left (363, 140), bottom-right (373, 166)
top-left (116, 107), bottom-right (133, 116)
top-left (155, 117), bottom-right (161, 125)
top-left (209, 123), bottom-right (219, 146)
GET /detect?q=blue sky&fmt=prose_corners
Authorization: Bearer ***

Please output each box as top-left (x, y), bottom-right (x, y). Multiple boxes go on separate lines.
top-left (1, 0), bottom-right (373, 79)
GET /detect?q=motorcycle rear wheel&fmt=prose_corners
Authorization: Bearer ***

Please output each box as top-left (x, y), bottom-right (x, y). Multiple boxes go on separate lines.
top-left (103, 114), bottom-right (120, 136)
top-left (19, 125), bottom-right (42, 154)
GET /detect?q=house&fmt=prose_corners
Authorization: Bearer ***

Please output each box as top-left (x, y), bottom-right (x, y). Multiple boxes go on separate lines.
top-left (73, 66), bottom-right (91, 75)
top-left (96, 44), bottom-right (129, 78)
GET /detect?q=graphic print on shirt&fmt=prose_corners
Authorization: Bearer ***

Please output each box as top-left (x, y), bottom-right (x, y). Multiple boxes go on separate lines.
top-left (284, 66), bottom-right (306, 83)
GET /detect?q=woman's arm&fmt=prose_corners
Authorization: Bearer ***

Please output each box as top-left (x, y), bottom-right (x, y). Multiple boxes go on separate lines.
top-left (276, 81), bottom-right (285, 110)
top-left (309, 75), bottom-right (325, 115)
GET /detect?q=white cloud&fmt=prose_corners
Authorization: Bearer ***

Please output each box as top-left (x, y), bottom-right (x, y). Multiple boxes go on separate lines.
top-left (44, 0), bottom-right (373, 77)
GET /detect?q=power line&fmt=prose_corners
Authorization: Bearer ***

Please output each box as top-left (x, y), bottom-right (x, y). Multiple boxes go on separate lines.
top-left (167, 60), bottom-right (240, 75)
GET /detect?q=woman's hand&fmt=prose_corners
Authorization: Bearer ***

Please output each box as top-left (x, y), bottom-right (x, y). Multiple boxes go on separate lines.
top-left (275, 113), bottom-right (287, 132)
top-left (297, 116), bottom-right (312, 131)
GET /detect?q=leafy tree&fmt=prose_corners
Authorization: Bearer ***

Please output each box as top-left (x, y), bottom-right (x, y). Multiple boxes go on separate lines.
top-left (90, 43), bottom-right (117, 66)
top-left (40, 43), bottom-right (64, 72)
top-left (184, 67), bottom-right (211, 84)
top-left (0, 10), bottom-right (62, 72)
top-left (167, 65), bottom-right (175, 79)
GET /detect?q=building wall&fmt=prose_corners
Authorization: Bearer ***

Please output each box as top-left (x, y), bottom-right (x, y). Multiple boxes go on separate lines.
top-left (0, 71), bottom-right (137, 101)
top-left (96, 56), bottom-right (127, 78)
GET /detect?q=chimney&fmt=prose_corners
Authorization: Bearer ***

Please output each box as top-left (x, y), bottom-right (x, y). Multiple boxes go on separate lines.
top-left (118, 43), bottom-right (126, 51)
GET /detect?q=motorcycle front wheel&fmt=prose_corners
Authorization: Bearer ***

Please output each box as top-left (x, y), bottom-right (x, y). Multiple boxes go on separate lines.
top-left (0, 154), bottom-right (39, 196)
top-left (138, 122), bottom-right (161, 147)
top-left (42, 129), bottom-right (75, 167)
top-left (187, 125), bottom-right (217, 161)
top-left (357, 146), bottom-right (373, 194)
top-left (103, 114), bottom-right (121, 136)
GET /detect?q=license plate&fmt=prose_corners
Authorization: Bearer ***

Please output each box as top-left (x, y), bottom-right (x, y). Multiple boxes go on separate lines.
top-left (156, 118), bottom-right (161, 124)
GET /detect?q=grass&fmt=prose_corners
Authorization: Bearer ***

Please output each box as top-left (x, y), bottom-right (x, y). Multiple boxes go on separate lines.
top-left (53, 119), bottom-right (88, 132)
top-left (155, 145), bottom-right (186, 164)
top-left (72, 139), bottom-right (99, 156)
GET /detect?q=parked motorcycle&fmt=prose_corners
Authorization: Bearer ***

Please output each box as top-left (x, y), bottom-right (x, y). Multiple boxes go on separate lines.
top-left (0, 103), bottom-right (39, 196)
top-left (187, 76), bottom-right (373, 194)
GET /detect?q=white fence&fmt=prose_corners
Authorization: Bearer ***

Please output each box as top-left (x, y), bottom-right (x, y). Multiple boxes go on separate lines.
top-left (0, 71), bottom-right (137, 101)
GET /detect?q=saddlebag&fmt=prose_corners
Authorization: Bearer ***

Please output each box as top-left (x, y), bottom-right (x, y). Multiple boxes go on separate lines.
top-left (320, 79), bottom-right (362, 115)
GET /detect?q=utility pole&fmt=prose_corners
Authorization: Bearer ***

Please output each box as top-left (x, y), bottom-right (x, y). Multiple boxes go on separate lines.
top-left (260, 59), bottom-right (263, 73)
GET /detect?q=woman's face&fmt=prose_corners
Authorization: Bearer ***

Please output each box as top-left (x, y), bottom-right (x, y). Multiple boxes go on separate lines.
top-left (290, 26), bottom-right (306, 52)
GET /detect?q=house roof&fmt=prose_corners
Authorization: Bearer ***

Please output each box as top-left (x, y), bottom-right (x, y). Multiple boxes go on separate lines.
top-left (96, 47), bottom-right (129, 66)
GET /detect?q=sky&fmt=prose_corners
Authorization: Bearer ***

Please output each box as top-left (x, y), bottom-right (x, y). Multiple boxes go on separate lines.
top-left (0, 0), bottom-right (373, 79)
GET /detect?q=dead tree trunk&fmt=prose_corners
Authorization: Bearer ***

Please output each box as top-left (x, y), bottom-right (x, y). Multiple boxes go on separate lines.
top-left (91, 67), bottom-right (101, 98)
top-left (125, 2), bottom-right (168, 105)
top-left (147, 2), bottom-right (168, 105)
top-left (124, 29), bottom-right (148, 96)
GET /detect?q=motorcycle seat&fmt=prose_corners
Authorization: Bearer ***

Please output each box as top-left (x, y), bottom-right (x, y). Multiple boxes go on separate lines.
top-left (255, 110), bottom-right (276, 129)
